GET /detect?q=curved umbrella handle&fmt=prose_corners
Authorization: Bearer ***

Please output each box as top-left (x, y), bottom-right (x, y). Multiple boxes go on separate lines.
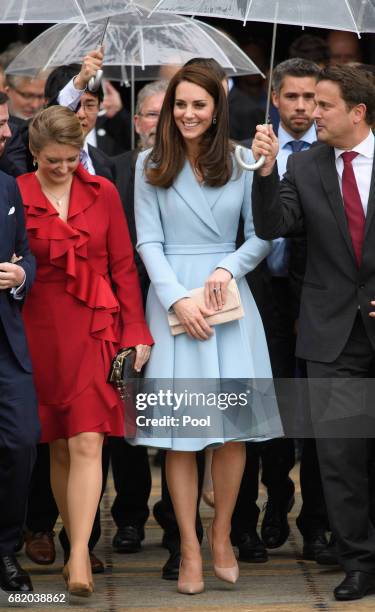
top-left (88, 69), bottom-right (104, 93)
top-left (235, 144), bottom-right (265, 172)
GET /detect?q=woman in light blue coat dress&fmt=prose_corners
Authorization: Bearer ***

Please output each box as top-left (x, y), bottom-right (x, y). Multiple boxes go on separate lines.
top-left (134, 65), bottom-right (282, 594)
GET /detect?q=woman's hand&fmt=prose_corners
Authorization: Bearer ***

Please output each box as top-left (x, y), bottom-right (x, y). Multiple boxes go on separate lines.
top-left (134, 344), bottom-right (151, 372)
top-left (204, 268), bottom-right (232, 311)
top-left (172, 298), bottom-right (214, 340)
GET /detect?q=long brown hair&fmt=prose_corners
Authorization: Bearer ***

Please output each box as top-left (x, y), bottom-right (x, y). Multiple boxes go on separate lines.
top-left (145, 65), bottom-right (233, 188)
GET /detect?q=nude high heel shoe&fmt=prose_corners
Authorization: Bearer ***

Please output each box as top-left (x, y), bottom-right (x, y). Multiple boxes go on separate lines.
top-left (206, 524), bottom-right (239, 584)
top-left (63, 562), bottom-right (93, 597)
top-left (177, 559), bottom-right (205, 595)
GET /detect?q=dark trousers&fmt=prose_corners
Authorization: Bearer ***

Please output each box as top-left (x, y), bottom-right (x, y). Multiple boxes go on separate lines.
top-left (307, 313), bottom-right (375, 572)
top-left (0, 323), bottom-right (39, 554)
top-left (110, 438), bottom-right (151, 531)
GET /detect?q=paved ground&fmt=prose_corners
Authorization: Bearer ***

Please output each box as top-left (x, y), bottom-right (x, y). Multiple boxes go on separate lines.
top-left (1, 459), bottom-right (375, 612)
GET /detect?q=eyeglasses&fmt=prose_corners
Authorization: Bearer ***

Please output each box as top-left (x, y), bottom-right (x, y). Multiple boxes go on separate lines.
top-left (78, 102), bottom-right (99, 114)
top-left (11, 88), bottom-right (45, 101)
top-left (138, 111), bottom-right (160, 119)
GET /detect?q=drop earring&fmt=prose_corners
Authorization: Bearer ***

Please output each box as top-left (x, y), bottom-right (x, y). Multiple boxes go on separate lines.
top-left (33, 158), bottom-right (38, 167)
top-left (212, 116), bottom-right (217, 125)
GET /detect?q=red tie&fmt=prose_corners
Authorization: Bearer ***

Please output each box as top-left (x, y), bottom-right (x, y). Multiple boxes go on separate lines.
top-left (341, 151), bottom-right (365, 266)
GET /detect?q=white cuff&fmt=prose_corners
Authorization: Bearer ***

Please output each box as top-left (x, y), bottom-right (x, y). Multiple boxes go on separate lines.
top-left (57, 77), bottom-right (85, 111)
top-left (10, 271), bottom-right (26, 300)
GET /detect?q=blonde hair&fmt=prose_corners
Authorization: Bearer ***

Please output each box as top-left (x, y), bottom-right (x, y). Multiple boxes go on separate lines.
top-left (29, 105), bottom-right (84, 154)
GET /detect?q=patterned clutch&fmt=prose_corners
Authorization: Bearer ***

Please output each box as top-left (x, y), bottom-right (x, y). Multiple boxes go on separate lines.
top-left (108, 347), bottom-right (138, 399)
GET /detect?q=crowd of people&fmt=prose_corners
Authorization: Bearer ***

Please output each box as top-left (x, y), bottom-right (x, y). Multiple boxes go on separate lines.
top-left (1, 28), bottom-right (375, 604)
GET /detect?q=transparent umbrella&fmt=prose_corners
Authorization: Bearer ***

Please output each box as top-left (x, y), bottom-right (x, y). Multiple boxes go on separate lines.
top-left (5, 6), bottom-right (263, 81)
top-left (0, 0), bottom-right (131, 25)
top-left (142, 0), bottom-right (375, 33)
top-left (141, 0), bottom-right (375, 169)
top-left (6, 4), bottom-right (264, 148)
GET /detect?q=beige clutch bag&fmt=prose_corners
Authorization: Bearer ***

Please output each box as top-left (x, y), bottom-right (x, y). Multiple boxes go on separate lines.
top-left (167, 278), bottom-right (244, 336)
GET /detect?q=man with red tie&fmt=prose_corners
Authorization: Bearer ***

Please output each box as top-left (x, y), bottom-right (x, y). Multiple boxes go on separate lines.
top-left (251, 65), bottom-right (375, 602)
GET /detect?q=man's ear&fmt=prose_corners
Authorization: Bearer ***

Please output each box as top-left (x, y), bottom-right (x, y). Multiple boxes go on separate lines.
top-left (271, 89), bottom-right (279, 109)
top-left (134, 114), bottom-right (141, 135)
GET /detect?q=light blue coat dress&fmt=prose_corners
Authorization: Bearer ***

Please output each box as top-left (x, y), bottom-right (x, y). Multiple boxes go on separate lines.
top-left (131, 148), bottom-right (283, 450)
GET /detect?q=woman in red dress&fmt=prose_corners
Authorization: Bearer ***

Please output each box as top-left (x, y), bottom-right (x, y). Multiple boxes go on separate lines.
top-left (17, 106), bottom-right (153, 596)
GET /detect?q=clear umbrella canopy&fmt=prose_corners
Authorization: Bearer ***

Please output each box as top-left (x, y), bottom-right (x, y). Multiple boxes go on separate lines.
top-left (0, 0), bottom-right (131, 24)
top-left (141, 0), bottom-right (375, 33)
top-left (5, 6), bottom-right (264, 81)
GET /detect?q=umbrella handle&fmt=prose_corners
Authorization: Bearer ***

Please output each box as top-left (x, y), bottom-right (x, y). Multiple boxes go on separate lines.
top-left (235, 145), bottom-right (265, 172)
top-left (88, 69), bottom-right (104, 92)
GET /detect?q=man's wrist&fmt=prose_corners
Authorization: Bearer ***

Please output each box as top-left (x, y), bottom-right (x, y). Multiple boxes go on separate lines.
top-left (73, 75), bottom-right (87, 91)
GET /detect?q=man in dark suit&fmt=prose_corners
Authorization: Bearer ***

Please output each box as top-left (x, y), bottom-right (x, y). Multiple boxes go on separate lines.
top-left (252, 64), bottom-right (375, 601)
top-left (0, 91), bottom-right (39, 592)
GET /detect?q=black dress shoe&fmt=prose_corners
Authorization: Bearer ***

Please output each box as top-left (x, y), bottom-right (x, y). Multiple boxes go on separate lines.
top-left (232, 532), bottom-right (268, 563)
top-left (112, 526), bottom-right (143, 553)
top-left (334, 571), bottom-right (375, 601)
top-left (315, 533), bottom-right (338, 566)
top-left (14, 534), bottom-right (24, 554)
top-left (261, 483), bottom-right (295, 549)
top-left (302, 531), bottom-right (337, 565)
top-left (0, 555), bottom-right (33, 592)
top-left (162, 549), bottom-right (180, 581)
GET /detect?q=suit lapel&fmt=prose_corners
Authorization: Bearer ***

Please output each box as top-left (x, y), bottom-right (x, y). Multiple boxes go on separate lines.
top-left (363, 144), bottom-right (375, 238)
top-left (317, 146), bottom-right (356, 262)
top-left (172, 161), bottom-right (221, 236)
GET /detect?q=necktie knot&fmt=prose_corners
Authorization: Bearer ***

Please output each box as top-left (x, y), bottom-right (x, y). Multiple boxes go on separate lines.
top-left (288, 140), bottom-right (306, 153)
top-left (341, 151), bottom-right (358, 164)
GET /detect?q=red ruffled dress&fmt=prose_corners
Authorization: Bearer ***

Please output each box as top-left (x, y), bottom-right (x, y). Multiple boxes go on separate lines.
top-left (17, 166), bottom-right (153, 443)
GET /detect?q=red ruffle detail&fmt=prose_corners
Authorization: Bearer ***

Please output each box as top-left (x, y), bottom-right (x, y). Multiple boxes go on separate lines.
top-left (21, 167), bottom-right (121, 344)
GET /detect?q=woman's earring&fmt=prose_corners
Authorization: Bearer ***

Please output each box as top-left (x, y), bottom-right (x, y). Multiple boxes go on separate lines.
top-left (212, 116), bottom-right (217, 125)
top-left (33, 158), bottom-right (38, 167)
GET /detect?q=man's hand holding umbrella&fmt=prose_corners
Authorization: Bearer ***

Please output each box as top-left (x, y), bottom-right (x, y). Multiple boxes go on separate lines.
top-left (73, 48), bottom-right (104, 91)
top-left (252, 124), bottom-right (279, 176)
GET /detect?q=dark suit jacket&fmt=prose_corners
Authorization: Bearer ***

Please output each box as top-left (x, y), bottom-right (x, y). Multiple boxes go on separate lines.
top-left (0, 117), bottom-right (30, 177)
top-left (229, 86), bottom-right (264, 142)
top-left (252, 142), bottom-right (375, 363)
top-left (112, 149), bottom-right (149, 303)
top-left (96, 109), bottom-right (132, 156)
top-left (0, 171), bottom-right (35, 371)
top-left (88, 144), bottom-right (116, 182)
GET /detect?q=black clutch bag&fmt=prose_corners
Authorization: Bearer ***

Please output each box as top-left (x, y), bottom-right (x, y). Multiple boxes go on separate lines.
top-left (108, 347), bottom-right (139, 400)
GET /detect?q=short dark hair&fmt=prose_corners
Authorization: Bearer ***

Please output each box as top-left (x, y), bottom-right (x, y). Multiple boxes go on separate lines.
top-left (44, 64), bottom-right (104, 103)
top-left (0, 91), bottom-right (9, 105)
top-left (272, 58), bottom-right (321, 93)
top-left (289, 34), bottom-right (330, 66)
top-left (317, 64), bottom-right (375, 126)
top-left (184, 57), bottom-right (226, 82)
